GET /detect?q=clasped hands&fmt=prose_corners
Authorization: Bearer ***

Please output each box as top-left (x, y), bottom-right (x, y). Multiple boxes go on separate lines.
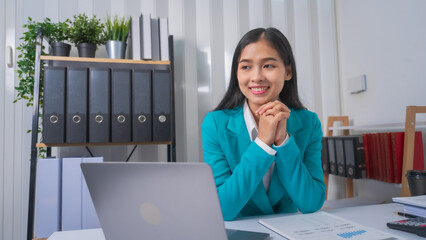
top-left (255, 100), bottom-right (291, 147)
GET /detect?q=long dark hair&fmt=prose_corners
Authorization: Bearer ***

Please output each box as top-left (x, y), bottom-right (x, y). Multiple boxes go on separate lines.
top-left (215, 27), bottom-right (305, 111)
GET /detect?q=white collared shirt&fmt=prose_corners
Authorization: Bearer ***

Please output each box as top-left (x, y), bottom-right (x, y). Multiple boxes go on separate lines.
top-left (243, 101), bottom-right (289, 192)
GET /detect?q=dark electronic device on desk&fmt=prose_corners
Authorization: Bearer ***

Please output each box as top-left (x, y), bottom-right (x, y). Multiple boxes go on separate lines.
top-left (387, 213), bottom-right (426, 238)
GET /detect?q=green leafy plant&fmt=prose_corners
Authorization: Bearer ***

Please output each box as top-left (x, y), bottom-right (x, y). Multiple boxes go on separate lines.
top-left (50, 19), bottom-right (71, 43)
top-left (15, 17), bottom-right (54, 107)
top-left (104, 16), bottom-right (131, 42)
top-left (15, 17), bottom-right (65, 158)
top-left (69, 13), bottom-right (106, 46)
top-left (15, 17), bottom-right (71, 107)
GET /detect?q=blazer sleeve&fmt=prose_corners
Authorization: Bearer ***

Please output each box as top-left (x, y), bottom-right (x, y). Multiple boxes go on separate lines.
top-left (273, 112), bottom-right (326, 213)
top-left (201, 113), bottom-right (275, 221)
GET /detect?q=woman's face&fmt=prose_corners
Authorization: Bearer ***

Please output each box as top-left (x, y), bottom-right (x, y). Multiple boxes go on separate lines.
top-left (237, 38), bottom-right (292, 112)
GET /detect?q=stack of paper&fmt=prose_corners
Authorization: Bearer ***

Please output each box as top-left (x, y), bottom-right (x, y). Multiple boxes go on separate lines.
top-left (393, 195), bottom-right (426, 218)
top-left (258, 211), bottom-right (403, 240)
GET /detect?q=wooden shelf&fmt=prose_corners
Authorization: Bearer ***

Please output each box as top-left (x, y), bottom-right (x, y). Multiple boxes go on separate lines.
top-left (325, 106), bottom-right (426, 198)
top-left (40, 55), bottom-right (170, 65)
top-left (329, 121), bottom-right (426, 131)
top-left (36, 141), bottom-right (172, 148)
top-left (324, 116), bottom-right (353, 199)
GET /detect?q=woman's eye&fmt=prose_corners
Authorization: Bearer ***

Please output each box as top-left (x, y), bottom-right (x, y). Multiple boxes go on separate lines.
top-left (240, 65), bottom-right (250, 70)
top-left (264, 64), bottom-right (275, 69)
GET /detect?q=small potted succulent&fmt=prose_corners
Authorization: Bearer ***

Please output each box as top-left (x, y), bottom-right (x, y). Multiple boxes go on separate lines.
top-left (49, 19), bottom-right (71, 56)
top-left (104, 15), bottom-right (131, 59)
top-left (69, 13), bottom-right (106, 58)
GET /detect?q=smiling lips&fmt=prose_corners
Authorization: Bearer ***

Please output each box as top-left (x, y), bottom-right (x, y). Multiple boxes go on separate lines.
top-left (249, 86), bottom-right (269, 95)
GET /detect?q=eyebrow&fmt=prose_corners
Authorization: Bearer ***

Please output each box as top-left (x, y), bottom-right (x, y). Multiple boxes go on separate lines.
top-left (239, 57), bottom-right (279, 63)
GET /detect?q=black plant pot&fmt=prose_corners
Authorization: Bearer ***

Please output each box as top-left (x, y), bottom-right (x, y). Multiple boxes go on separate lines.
top-left (50, 42), bottom-right (71, 56)
top-left (77, 43), bottom-right (97, 58)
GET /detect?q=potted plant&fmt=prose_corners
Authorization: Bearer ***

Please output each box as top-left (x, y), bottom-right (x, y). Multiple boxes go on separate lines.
top-left (49, 19), bottom-right (71, 56)
top-left (16, 17), bottom-right (73, 106)
top-left (104, 16), bottom-right (131, 59)
top-left (69, 13), bottom-right (105, 58)
top-left (16, 17), bottom-right (55, 107)
top-left (16, 17), bottom-right (59, 157)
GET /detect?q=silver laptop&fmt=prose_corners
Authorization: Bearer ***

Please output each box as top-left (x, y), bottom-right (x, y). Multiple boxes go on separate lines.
top-left (81, 162), bottom-right (269, 240)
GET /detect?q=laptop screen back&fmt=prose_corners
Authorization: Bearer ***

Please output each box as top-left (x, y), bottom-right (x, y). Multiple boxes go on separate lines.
top-left (81, 162), bottom-right (228, 240)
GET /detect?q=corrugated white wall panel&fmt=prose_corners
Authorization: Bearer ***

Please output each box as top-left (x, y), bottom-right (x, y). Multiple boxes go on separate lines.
top-left (59, 0), bottom-right (78, 21)
top-left (271, 0), bottom-right (288, 35)
top-left (222, 0), bottom-right (238, 90)
top-left (45, 0), bottom-right (59, 20)
top-left (140, 0), bottom-right (155, 16)
top-left (93, 0), bottom-right (110, 18)
top-left (168, 0), bottom-right (186, 162)
top-left (249, 0), bottom-right (264, 28)
top-left (196, 0), bottom-right (212, 164)
top-left (111, 0), bottom-right (125, 16)
top-left (23, 0), bottom-right (43, 22)
top-left (0, 0), bottom-right (5, 238)
top-left (264, 0), bottom-right (272, 27)
top-left (16, 0), bottom-right (29, 238)
top-left (4, 0), bottom-right (16, 237)
top-left (292, 0), bottom-right (315, 110)
top-left (156, 0), bottom-right (168, 18)
top-left (285, 0), bottom-right (296, 56)
top-left (210, 0), bottom-right (226, 107)
top-left (78, 0), bottom-right (93, 16)
top-left (309, 1), bottom-right (322, 115)
top-left (125, 0), bottom-right (140, 17)
top-left (237, 0), bottom-right (250, 36)
top-left (183, 0), bottom-right (200, 163)
top-left (315, 0), bottom-right (340, 126)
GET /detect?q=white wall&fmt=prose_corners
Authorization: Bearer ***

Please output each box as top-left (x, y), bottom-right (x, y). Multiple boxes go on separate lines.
top-left (327, 0), bottom-right (426, 202)
top-left (336, 0), bottom-right (426, 125)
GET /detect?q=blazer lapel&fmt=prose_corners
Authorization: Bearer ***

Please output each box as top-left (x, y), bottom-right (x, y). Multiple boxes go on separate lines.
top-left (267, 109), bottom-right (304, 208)
top-left (224, 107), bottom-right (250, 170)
top-left (251, 183), bottom-right (274, 215)
top-left (286, 108), bottom-right (303, 136)
top-left (268, 167), bottom-right (285, 207)
top-left (224, 107), bottom-right (274, 215)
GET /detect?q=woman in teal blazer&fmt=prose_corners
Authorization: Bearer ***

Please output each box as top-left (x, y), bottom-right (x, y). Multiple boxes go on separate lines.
top-left (202, 28), bottom-right (326, 221)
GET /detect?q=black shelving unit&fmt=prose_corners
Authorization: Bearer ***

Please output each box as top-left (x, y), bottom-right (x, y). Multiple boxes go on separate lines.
top-left (27, 31), bottom-right (176, 240)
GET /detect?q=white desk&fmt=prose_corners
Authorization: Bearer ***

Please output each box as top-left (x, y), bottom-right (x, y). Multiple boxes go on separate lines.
top-left (48, 203), bottom-right (422, 239)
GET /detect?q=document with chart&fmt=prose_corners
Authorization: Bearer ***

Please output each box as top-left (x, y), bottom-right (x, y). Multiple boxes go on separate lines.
top-left (258, 211), bottom-right (404, 240)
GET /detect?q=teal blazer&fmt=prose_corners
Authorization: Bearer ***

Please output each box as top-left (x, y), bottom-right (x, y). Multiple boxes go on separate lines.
top-left (201, 106), bottom-right (326, 221)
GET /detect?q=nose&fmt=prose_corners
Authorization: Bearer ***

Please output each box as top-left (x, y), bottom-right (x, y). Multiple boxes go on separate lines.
top-left (250, 66), bottom-right (264, 82)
